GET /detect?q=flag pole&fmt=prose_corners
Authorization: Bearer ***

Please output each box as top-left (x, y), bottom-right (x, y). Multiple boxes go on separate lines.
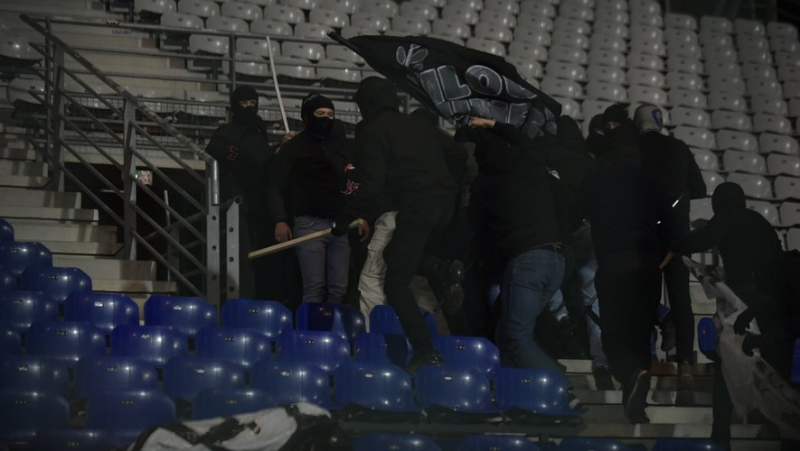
top-left (266, 36), bottom-right (290, 134)
top-left (248, 219), bottom-right (363, 260)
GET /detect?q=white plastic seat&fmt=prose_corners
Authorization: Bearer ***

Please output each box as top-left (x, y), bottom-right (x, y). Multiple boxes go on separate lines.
top-left (628, 85), bottom-right (667, 106)
top-left (553, 18), bottom-right (591, 36)
top-left (711, 110), bottom-right (753, 132)
top-left (753, 114), bottom-right (792, 135)
top-left (206, 16), bottom-right (249, 32)
top-left (717, 130), bottom-right (759, 152)
top-left (483, 0), bottom-right (518, 15)
top-left (183, 90), bottom-right (227, 117)
top-left (628, 69), bottom-right (665, 88)
top-left (775, 176), bottom-right (800, 200)
top-left (541, 77), bottom-right (583, 99)
top-left (178, 0), bottom-right (218, 18)
top-left (751, 95), bottom-right (788, 116)
top-left (667, 56), bottom-right (704, 75)
top-left (667, 41), bottom-right (702, 60)
top-left (274, 55), bottom-right (317, 79)
top-left (588, 49), bottom-right (627, 68)
top-left (692, 148), bottom-right (719, 171)
top-left (760, 133), bottom-right (799, 155)
top-left (223, 53), bottom-right (270, 78)
top-left (768, 154), bottom-right (800, 177)
top-left (708, 74), bottom-right (746, 96)
top-left (409, 0), bottom-right (445, 7)
top-left (517, 28), bottom-right (552, 47)
top-left (221, 2), bottom-right (262, 22)
top-left (727, 173), bottom-right (772, 199)
top-left (627, 52), bottom-right (664, 71)
top-left (432, 19), bottom-right (470, 39)
top-left (479, 10), bottom-right (517, 29)
top-left (552, 29), bottom-right (588, 49)
top-left (788, 228), bottom-right (800, 251)
top-left (8, 77), bottom-right (45, 104)
top-left (294, 23), bottom-right (334, 39)
top-left (135, 0), bottom-right (176, 15)
top-left (747, 201), bottom-right (780, 226)
top-left (708, 92), bottom-right (747, 113)
top-left (340, 26), bottom-right (376, 39)
top-left (282, 41), bottom-right (325, 61)
top-left (705, 46), bottom-right (739, 63)
top-left (548, 45), bottom-right (588, 65)
top-left (742, 63), bottom-right (777, 81)
top-left (630, 24), bottom-right (663, 42)
top-left (508, 58), bottom-right (543, 81)
top-left (318, 0), bottom-right (358, 14)
top-left (700, 16), bottom-right (733, 34)
top-left (399, 2), bottom-right (437, 21)
top-left (553, 97), bottom-right (582, 120)
top-left (737, 34), bottom-right (769, 50)
top-left (582, 100), bottom-right (614, 122)
top-left (671, 107), bottom-right (711, 128)
top-left (237, 37), bottom-right (280, 58)
top-left (784, 81), bottom-right (800, 99)
top-left (589, 34), bottom-right (626, 53)
top-left (520, 2), bottom-right (556, 18)
top-left (630, 11), bottom-right (663, 28)
top-left (278, 0), bottom-right (318, 10)
top-left (666, 72), bottom-right (703, 92)
top-left (630, 0), bottom-right (661, 14)
top-left (466, 38), bottom-right (505, 57)
top-left (738, 44), bottom-right (773, 66)
top-left (509, 42), bottom-right (547, 61)
top-left (776, 52), bottom-right (800, 67)
top-left (690, 198), bottom-right (714, 222)
top-left (429, 34), bottom-right (464, 46)
top-left (361, 0), bottom-right (399, 17)
top-left (770, 37), bottom-right (799, 54)
top-left (768, 21), bottom-right (798, 40)
top-left (309, 9), bottom-right (349, 28)
top-left (669, 89), bottom-right (708, 109)
top-left (247, 0), bottom-right (278, 5)
top-left (516, 14), bottom-right (554, 33)
top-left (734, 18), bottom-right (765, 36)
top-left (596, 0), bottom-right (627, 11)
top-left (631, 39), bottom-right (666, 57)
top-left (189, 34), bottom-right (229, 55)
top-left (778, 65), bottom-right (800, 83)
top-left (264, 5), bottom-right (304, 24)
top-left (441, 7), bottom-right (479, 26)
top-left (560, 4), bottom-right (594, 23)
top-left (586, 81), bottom-right (627, 102)
top-left (665, 28), bottom-right (698, 46)
top-left (546, 62), bottom-right (587, 82)
top-left (699, 30), bottom-right (733, 49)
top-left (474, 23), bottom-right (513, 43)
top-left (747, 80), bottom-right (783, 99)
top-left (327, 45), bottom-right (365, 65)
top-left (706, 61), bottom-right (743, 79)
top-left (724, 150), bottom-right (766, 174)
top-left (250, 19), bottom-right (292, 35)
top-left (701, 171), bottom-right (725, 194)
top-left (392, 16), bottom-right (431, 35)
top-left (780, 202), bottom-right (800, 226)
top-left (665, 13), bottom-right (697, 31)
top-left (350, 13), bottom-right (390, 32)
top-left (160, 12), bottom-right (203, 29)
top-left (676, 127), bottom-right (717, 149)
top-left (317, 59), bottom-right (361, 83)
top-left (792, 99), bottom-right (800, 117)
top-left (587, 65), bottom-right (626, 85)
top-left (593, 21), bottom-right (628, 39)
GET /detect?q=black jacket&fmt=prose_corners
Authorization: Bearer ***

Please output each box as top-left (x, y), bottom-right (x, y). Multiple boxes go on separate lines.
top-left (639, 131), bottom-right (706, 214)
top-left (338, 78), bottom-right (464, 222)
top-left (267, 121), bottom-right (352, 223)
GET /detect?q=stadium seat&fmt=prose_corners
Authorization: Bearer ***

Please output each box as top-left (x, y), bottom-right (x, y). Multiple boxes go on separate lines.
top-left (516, 14), bottom-right (554, 33)
top-left (521, 2), bottom-right (555, 18)
top-left (283, 41), bottom-right (325, 61)
top-left (748, 80), bottom-right (783, 99)
top-left (708, 75), bottom-right (746, 96)
top-left (631, 0), bottom-right (662, 14)
top-left (509, 58), bottom-right (543, 82)
top-left (706, 46), bottom-right (739, 63)
top-left (653, 439), bottom-right (725, 451)
top-left (441, 7), bottom-right (479, 26)
top-left (432, 335), bottom-right (500, 378)
top-left (588, 49), bottom-right (627, 69)
top-left (735, 18), bottom-right (766, 36)
top-left (296, 302), bottom-right (366, 343)
top-left (294, 22), bottom-right (334, 40)
top-left (668, 56), bottom-right (704, 75)
top-left (144, 295), bottom-right (216, 338)
top-left (415, 366), bottom-right (498, 415)
top-left (627, 69), bottom-right (664, 88)
top-left (586, 65), bottom-right (626, 85)
top-left (221, 2), bottom-right (262, 22)
top-left (781, 203), bottom-right (800, 227)
top-left (666, 72), bottom-right (704, 92)
top-left (776, 51), bottom-right (800, 68)
top-left (495, 367), bottom-right (581, 417)
top-left (727, 173), bottom-right (773, 199)
top-left (279, 0), bottom-right (318, 9)
top-left (335, 362), bottom-right (417, 413)
top-left (768, 154), bottom-right (800, 177)
top-left (392, 16), bottom-right (432, 35)
top-left (327, 45), bottom-right (364, 65)
top-left (554, 18), bottom-right (592, 36)
top-left (86, 390), bottom-right (176, 444)
top-left (474, 23), bottom-right (513, 43)
top-left (692, 148), bottom-right (720, 171)
top-left (631, 38), bottom-right (666, 57)
top-left (0, 219), bottom-right (12, 242)
top-left (700, 30), bottom-right (734, 49)
top-left (559, 438), bottom-right (633, 451)
top-left (178, 0), bottom-right (219, 18)
top-left (467, 38), bottom-right (506, 57)
top-left (160, 12), bottom-right (203, 30)
top-left (628, 85), bottom-right (668, 106)
top-left (251, 360), bottom-right (331, 407)
top-left (309, 8), bottom-right (349, 28)
top-left (669, 89), bottom-right (708, 109)
top-left (707, 92), bottom-right (746, 113)
top-left (111, 324), bottom-right (188, 367)
top-left (789, 229), bottom-right (800, 251)
top-left (237, 38), bottom-right (281, 62)
top-left (206, 16), bottom-right (249, 33)
top-left (671, 107), bottom-right (711, 128)
top-left (350, 13), bottom-right (390, 31)
top-left (628, 52), bottom-right (665, 71)
top-left (775, 176), bottom-right (800, 200)
top-left (400, 2), bottom-right (437, 21)
top-left (666, 28), bottom-right (699, 45)
top-left (676, 127), bottom-right (718, 150)
top-left (702, 172), bottom-right (725, 195)
top-left (711, 110), bottom-right (753, 132)
top-left (753, 113), bottom-right (792, 135)
top-left (0, 291), bottom-right (58, 334)
top-left (264, 5), bottom-right (304, 24)
top-left (739, 45), bottom-right (773, 66)
top-left (0, 267), bottom-right (16, 292)
top-left (768, 21), bottom-right (798, 39)
top-left (690, 198), bottom-right (714, 223)
top-left (354, 434), bottom-right (441, 451)
top-left (480, 10), bottom-right (517, 29)
top-left (771, 37), bottom-right (799, 55)
top-left (220, 299), bottom-right (292, 338)
top-left (593, 21), bottom-right (628, 39)
top-left (274, 329), bottom-right (350, 372)
top-left (189, 34), bottom-right (229, 58)
top-left (760, 133), bottom-right (799, 155)
top-left (556, 97), bottom-right (582, 119)
top-left (0, 355), bottom-right (69, 397)
top-left (75, 356), bottom-right (158, 399)
top-left (590, 34), bottom-right (627, 54)
top-left (33, 429), bottom-right (122, 451)
top-left (0, 391), bottom-right (70, 443)
top-left (778, 66), bottom-right (800, 83)
top-left (195, 326), bottom-right (270, 369)
top-left (64, 292), bottom-right (138, 335)
top-left (1, 325), bottom-right (21, 354)
top-left (8, 77), bottom-right (46, 105)
top-left (432, 19), bottom-right (471, 40)
top-left (353, 332), bottom-right (411, 367)
top-left (549, 45), bottom-right (588, 65)
top-left (747, 201), bottom-right (780, 226)
top-left (541, 78), bottom-right (584, 100)
top-left (0, 241), bottom-right (52, 277)
top-left (706, 60), bottom-right (743, 79)
top-left (369, 304), bottom-right (438, 337)
top-left (784, 81), bottom-right (800, 99)
top-left (550, 29), bottom-right (585, 50)
top-left (717, 130), bottom-right (759, 152)
top-left (135, 0), bottom-right (176, 17)
top-left (597, 0), bottom-right (629, 12)
top-left (192, 388), bottom-right (273, 419)
top-left (724, 150), bottom-right (766, 174)
top-left (701, 16), bottom-right (733, 34)
top-left (458, 435), bottom-right (539, 450)
top-left (631, 11), bottom-right (663, 28)
top-left (26, 321), bottom-right (105, 364)
top-left (163, 356), bottom-right (245, 400)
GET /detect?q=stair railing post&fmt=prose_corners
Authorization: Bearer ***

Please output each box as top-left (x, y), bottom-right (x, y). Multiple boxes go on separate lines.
top-left (122, 98), bottom-right (138, 260)
top-left (225, 197), bottom-right (241, 300)
top-left (205, 160), bottom-right (221, 307)
top-left (50, 43), bottom-right (67, 192)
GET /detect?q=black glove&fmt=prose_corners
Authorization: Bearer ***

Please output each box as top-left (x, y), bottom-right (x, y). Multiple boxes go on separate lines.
top-left (741, 333), bottom-right (764, 357)
top-left (331, 219), bottom-right (349, 237)
top-left (733, 308), bottom-right (757, 335)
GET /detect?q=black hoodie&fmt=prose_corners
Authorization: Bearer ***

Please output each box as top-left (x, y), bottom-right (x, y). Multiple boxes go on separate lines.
top-left (337, 77), bottom-right (462, 222)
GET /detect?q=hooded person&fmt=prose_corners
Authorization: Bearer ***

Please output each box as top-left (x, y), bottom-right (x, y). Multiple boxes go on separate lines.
top-left (634, 104), bottom-right (707, 405)
top-left (266, 92), bottom-right (365, 304)
top-left (586, 113), bottom-right (608, 158)
top-left (333, 77), bottom-right (466, 372)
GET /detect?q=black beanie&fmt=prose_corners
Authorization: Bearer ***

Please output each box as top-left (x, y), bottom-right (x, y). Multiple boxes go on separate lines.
top-left (602, 104), bottom-right (629, 125)
top-left (301, 92), bottom-right (335, 124)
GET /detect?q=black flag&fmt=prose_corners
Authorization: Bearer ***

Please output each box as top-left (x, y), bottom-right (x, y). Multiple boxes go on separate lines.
top-left (330, 33), bottom-right (561, 139)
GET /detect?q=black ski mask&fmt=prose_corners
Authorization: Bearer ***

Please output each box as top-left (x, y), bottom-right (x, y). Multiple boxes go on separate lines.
top-left (230, 85), bottom-right (260, 125)
top-left (301, 92), bottom-right (335, 139)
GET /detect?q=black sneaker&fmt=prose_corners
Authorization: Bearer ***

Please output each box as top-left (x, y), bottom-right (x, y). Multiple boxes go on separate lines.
top-left (429, 260), bottom-right (465, 316)
top-left (660, 312), bottom-right (677, 352)
top-left (624, 369), bottom-right (651, 424)
top-left (406, 348), bottom-right (443, 375)
top-left (592, 366), bottom-right (615, 390)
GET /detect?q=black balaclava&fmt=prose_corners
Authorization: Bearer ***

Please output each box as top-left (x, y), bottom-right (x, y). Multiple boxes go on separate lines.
top-left (712, 182), bottom-right (746, 215)
top-left (301, 92), bottom-right (335, 139)
top-left (600, 104), bottom-right (638, 165)
top-left (230, 85), bottom-right (260, 125)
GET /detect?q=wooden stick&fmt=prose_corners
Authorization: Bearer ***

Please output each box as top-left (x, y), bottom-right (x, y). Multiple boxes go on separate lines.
top-left (248, 219), bottom-right (362, 260)
top-left (266, 36), bottom-right (290, 134)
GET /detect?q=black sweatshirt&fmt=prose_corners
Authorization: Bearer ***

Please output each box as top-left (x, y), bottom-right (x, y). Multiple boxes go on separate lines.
top-left (639, 131), bottom-right (707, 213)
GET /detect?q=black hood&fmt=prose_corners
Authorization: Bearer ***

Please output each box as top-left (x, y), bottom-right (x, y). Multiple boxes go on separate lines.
top-left (354, 77), bottom-right (400, 117)
top-left (230, 85), bottom-right (259, 124)
top-left (712, 182), bottom-right (746, 214)
top-left (557, 115), bottom-right (584, 150)
top-left (411, 108), bottom-right (440, 127)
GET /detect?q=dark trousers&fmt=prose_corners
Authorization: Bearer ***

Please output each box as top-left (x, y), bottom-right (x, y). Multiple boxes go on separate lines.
top-left (596, 249), bottom-right (662, 385)
top-left (664, 213), bottom-right (695, 364)
top-left (711, 360), bottom-right (733, 445)
top-left (383, 197), bottom-right (454, 354)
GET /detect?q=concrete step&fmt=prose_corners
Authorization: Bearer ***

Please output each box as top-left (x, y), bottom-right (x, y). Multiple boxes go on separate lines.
top-left (92, 279), bottom-right (178, 295)
top-left (562, 360), bottom-right (714, 377)
top-left (583, 405), bottom-right (716, 425)
top-left (8, 219), bottom-right (117, 243)
top-left (38, 240), bottom-right (121, 256)
top-left (0, 161), bottom-right (46, 176)
top-left (0, 148), bottom-right (36, 160)
top-left (573, 389), bottom-right (713, 407)
top-left (579, 422), bottom-right (780, 440)
top-left (0, 187), bottom-right (81, 208)
top-left (0, 175), bottom-right (48, 188)
top-left (0, 205), bottom-right (98, 222)
top-left (53, 256), bottom-right (156, 280)
top-left (568, 374), bottom-right (714, 392)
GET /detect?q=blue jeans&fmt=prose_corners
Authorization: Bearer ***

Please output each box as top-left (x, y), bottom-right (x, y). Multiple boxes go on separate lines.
top-left (496, 248), bottom-right (565, 373)
top-left (293, 216), bottom-right (350, 304)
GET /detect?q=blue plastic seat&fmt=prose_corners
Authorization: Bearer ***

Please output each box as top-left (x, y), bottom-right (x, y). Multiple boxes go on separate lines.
top-left (195, 326), bottom-right (270, 369)
top-left (0, 291), bottom-right (58, 333)
top-left (559, 437), bottom-right (632, 450)
top-left (354, 433), bottom-right (441, 451)
top-left (296, 302), bottom-right (366, 343)
top-left (0, 266), bottom-right (15, 292)
top-left (653, 439), bottom-right (724, 450)
top-left (144, 295), bottom-right (217, 338)
top-left (0, 355), bottom-right (70, 397)
top-left (221, 299), bottom-right (292, 339)
top-left (432, 335), bottom-right (500, 378)
top-left (75, 356), bottom-right (158, 399)
top-left (33, 429), bottom-right (123, 451)
top-left (275, 330), bottom-right (351, 373)
top-left (87, 390), bottom-right (177, 445)
top-left (164, 356), bottom-right (245, 401)
top-left (335, 362), bottom-right (417, 412)
top-left (697, 317), bottom-right (717, 355)
top-left (415, 366), bottom-right (499, 414)
top-left (20, 266), bottom-right (91, 304)
top-left (458, 434), bottom-right (540, 450)
top-left (369, 304), bottom-right (437, 337)
top-left (65, 292), bottom-right (139, 335)
top-left (0, 390), bottom-right (70, 442)
top-left (0, 324), bottom-right (21, 354)
top-left (192, 388), bottom-right (274, 420)
top-left (353, 332), bottom-right (411, 367)
top-left (26, 321), bottom-right (105, 365)
top-left (0, 241), bottom-right (52, 277)
top-left (495, 368), bottom-right (582, 417)
top-left (111, 324), bottom-right (189, 368)
top-left (251, 360), bottom-right (332, 407)
top-left (0, 219), bottom-right (13, 242)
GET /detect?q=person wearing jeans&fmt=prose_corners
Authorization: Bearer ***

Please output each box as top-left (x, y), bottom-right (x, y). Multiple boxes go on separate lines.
top-left (292, 216), bottom-right (351, 303)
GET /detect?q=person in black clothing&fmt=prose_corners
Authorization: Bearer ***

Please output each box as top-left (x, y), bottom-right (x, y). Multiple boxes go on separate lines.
top-left (586, 113), bottom-right (608, 158)
top-left (332, 77), bottom-right (465, 372)
top-left (580, 104), bottom-right (674, 423)
top-left (267, 93), bottom-right (368, 304)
